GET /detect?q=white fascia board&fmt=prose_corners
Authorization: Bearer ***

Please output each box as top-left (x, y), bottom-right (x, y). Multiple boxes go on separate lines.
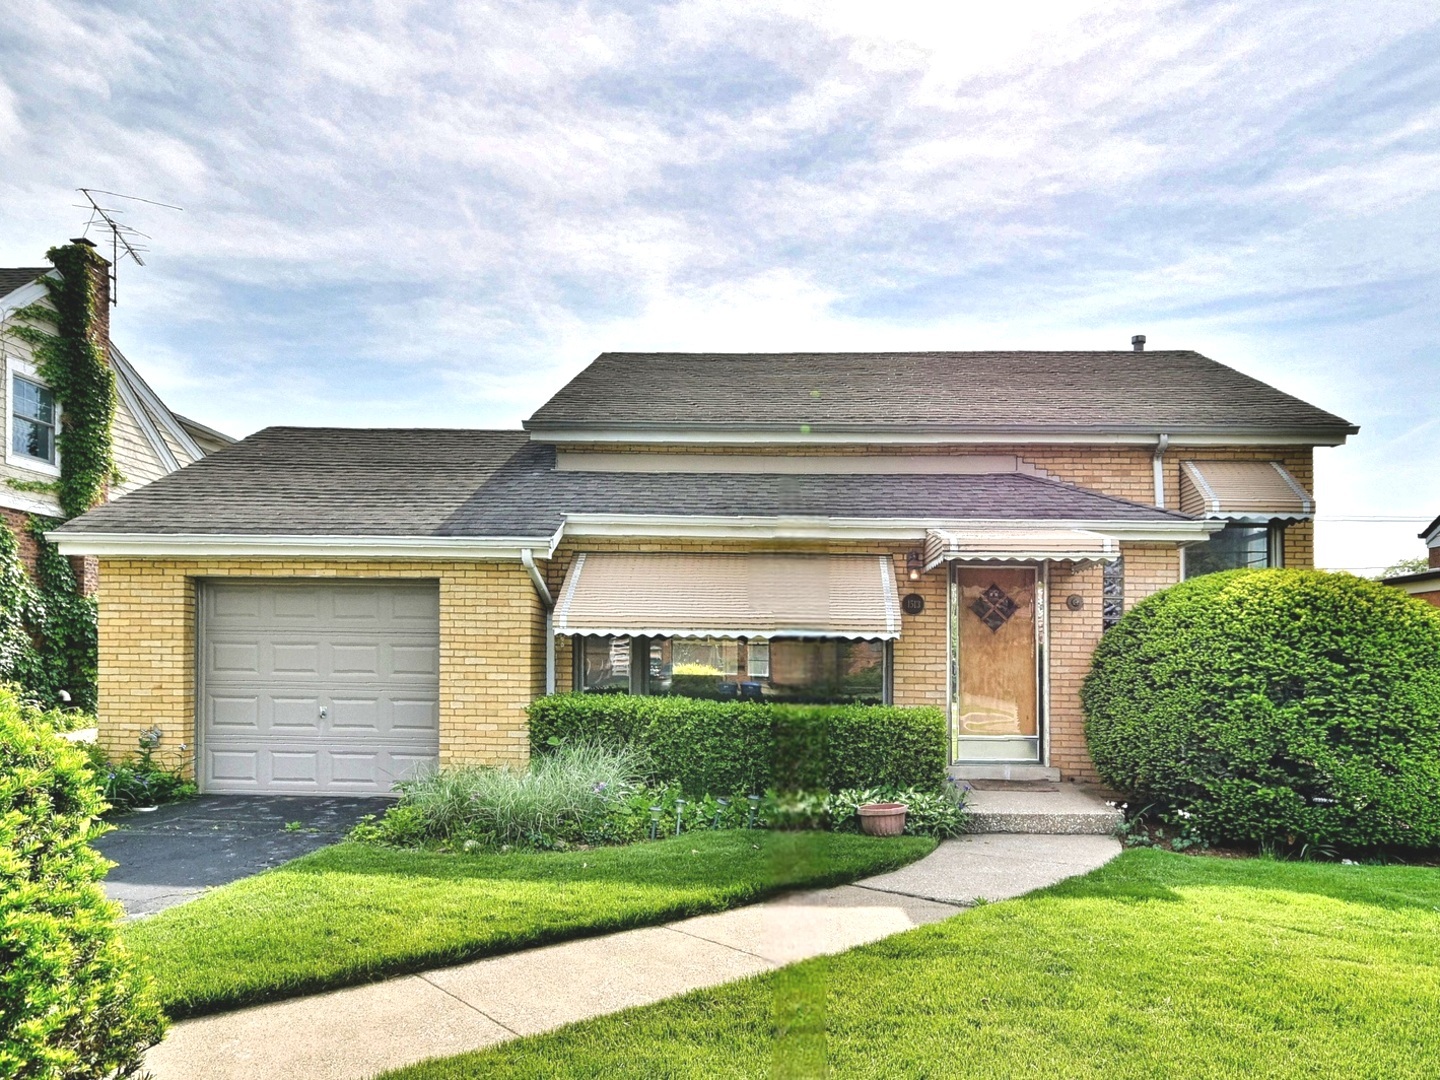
top-left (47, 533), bottom-right (561, 559)
top-left (0, 277), bottom-right (55, 313)
top-left (560, 514), bottom-right (1221, 543)
top-left (112, 356), bottom-right (181, 472)
top-left (528, 427), bottom-right (1351, 448)
top-left (108, 345), bottom-right (206, 461)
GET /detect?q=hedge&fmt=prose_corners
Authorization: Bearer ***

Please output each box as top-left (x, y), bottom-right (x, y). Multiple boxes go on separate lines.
top-left (0, 688), bottom-right (164, 1076)
top-left (528, 694), bottom-right (948, 796)
top-left (1083, 569), bottom-right (1440, 851)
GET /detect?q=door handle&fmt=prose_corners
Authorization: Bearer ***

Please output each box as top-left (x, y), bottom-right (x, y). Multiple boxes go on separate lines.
top-left (319, 706), bottom-right (329, 720)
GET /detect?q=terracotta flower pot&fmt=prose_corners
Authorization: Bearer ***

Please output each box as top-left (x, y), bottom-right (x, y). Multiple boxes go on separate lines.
top-left (857, 802), bottom-right (908, 837)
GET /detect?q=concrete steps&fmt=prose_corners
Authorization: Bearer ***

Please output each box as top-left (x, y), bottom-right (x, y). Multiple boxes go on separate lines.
top-left (963, 784), bottom-right (1122, 836)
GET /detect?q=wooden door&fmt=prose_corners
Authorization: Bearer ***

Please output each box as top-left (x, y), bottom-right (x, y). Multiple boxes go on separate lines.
top-left (954, 566), bottom-right (1038, 761)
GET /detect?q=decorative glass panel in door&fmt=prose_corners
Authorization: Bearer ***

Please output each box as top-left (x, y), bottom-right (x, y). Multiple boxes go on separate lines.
top-left (953, 566), bottom-right (1039, 762)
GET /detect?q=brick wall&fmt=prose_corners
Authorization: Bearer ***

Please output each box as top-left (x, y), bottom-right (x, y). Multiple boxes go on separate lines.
top-left (95, 557), bottom-right (544, 773)
top-left (550, 441), bottom-right (1319, 570)
top-left (1120, 543), bottom-right (1181, 610)
top-left (1047, 561), bottom-right (1104, 782)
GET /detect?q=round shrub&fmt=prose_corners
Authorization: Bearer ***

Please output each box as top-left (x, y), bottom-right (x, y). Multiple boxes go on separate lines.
top-left (1083, 569), bottom-right (1440, 851)
top-left (0, 690), bottom-right (165, 1076)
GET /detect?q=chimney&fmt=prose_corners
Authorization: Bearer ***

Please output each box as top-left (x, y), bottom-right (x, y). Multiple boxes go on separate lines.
top-left (1131, 334), bottom-right (1146, 352)
top-left (65, 238), bottom-right (111, 349)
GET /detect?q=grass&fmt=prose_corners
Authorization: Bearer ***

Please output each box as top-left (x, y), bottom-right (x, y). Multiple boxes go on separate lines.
top-left (376, 850), bottom-right (1440, 1080)
top-left (124, 830), bottom-right (934, 1019)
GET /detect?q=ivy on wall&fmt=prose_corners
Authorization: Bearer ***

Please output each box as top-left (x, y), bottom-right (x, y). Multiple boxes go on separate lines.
top-left (0, 518), bottom-right (96, 711)
top-left (3, 244), bottom-right (117, 519)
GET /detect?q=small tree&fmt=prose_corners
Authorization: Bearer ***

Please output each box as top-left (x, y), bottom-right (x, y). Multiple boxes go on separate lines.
top-left (0, 690), bottom-right (164, 1076)
top-left (1084, 569), bottom-right (1440, 850)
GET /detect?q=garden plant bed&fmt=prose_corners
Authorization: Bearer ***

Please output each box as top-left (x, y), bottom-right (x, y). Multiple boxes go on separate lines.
top-left (374, 849), bottom-right (1440, 1079)
top-left (125, 830), bottom-right (934, 1019)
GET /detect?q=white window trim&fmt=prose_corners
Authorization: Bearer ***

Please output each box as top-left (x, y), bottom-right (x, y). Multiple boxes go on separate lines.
top-left (5, 356), bottom-right (61, 477)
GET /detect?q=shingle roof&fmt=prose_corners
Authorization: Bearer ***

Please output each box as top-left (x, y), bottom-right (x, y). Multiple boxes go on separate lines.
top-left (55, 428), bottom-right (533, 537)
top-left (54, 427), bottom-right (1194, 540)
top-left (526, 352), bottom-right (1356, 436)
top-left (0, 268), bottom-right (49, 298)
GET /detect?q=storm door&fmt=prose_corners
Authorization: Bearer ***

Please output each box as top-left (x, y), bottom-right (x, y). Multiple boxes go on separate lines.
top-left (950, 565), bottom-right (1041, 763)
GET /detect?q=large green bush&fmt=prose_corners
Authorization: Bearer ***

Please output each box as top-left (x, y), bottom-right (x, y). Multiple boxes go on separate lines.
top-left (0, 689), bottom-right (164, 1077)
top-left (528, 695), bottom-right (947, 796)
top-left (1083, 569), bottom-right (1440, 850)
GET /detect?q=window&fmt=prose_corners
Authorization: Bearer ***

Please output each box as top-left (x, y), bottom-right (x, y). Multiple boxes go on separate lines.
top-left (1184, 523), bottom-right (1284, 579)
top-left (577, 635), bottom-right (887, 704)
top-left (12, 374), bottom-right (56, 465)
top-left (578, 635), bottom-right (632, 693)
top-left (1102, 556), bottom-right (1125, 631)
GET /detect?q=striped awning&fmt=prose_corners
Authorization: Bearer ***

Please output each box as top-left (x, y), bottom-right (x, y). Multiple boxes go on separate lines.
top-left (924, 528), bottom-right (1119, 569)
top-left (1178, 461), bottom-right (1314, 522)
top-left (552, 552), bottom-right (901, 639)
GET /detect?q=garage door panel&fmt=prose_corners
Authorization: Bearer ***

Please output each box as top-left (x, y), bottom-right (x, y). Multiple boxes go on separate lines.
top-left (201, 581), bottom-right (440, 795)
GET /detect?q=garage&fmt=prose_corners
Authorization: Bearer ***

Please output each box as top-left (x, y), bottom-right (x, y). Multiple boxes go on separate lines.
top-left (198, 580), bottom-right (440, 795)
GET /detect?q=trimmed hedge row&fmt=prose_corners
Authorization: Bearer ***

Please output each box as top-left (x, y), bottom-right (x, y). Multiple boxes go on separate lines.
top-left (1084, 569), bottom-right (1440, 851)
top-left (528, 694), bottom-right (948, 796)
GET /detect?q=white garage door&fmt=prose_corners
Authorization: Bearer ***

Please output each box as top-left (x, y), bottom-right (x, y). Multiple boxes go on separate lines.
top-left (199, 581), bottom-right (440, 795)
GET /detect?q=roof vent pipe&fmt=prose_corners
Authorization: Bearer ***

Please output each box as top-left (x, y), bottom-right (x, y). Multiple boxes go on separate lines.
top-left (1132, 334), bottom-right (1146, 352)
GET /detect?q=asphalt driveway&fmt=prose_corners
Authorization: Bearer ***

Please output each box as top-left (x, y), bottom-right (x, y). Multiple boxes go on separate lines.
top-left (95, 795), bottom-right (389, 918)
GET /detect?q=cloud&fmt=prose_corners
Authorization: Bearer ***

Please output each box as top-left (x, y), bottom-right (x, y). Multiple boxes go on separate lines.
top-left (0, 0), bottom-right (1437, 570)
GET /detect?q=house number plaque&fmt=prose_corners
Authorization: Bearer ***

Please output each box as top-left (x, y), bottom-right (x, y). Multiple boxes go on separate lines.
top-left (901, 593), bottom-right (925, 615)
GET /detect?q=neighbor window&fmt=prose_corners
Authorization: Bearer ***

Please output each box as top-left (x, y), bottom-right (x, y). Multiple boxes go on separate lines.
top-left (576, 635), bottom-right (887, 704)
top-left (12, 375), bottom-right (56, 465)
top-left (1184, 523), bottom-right (1284, 579)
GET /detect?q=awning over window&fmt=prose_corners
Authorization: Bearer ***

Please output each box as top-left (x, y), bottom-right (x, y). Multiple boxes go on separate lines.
top-left (553, 552), bottom-right (901, 640)
top-left (1178, 461), bottom-right (1314, 522)
top-left (924, 528), bottom-right (1118, 570)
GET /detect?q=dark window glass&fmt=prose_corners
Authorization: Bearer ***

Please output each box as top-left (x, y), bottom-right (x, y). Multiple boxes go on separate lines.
top-left (1102, 556), bottom-right (1125, 631)
top-left (12, 376), bottom-right (56, 464)
top-left (644, 636), bottom-right (884, 704)
top-left (1184, 524), bottom-right (1273, 579)
top-left (579, 635), bottom-right (631, 693)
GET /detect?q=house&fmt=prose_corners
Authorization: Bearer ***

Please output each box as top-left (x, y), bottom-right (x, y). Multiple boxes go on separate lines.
top-left (1383, 514), bottom-right (1440, 607)
top-left (0, 243), bottom-right (231, 582)
top-left (50, 344), bottom-right (1356, 793)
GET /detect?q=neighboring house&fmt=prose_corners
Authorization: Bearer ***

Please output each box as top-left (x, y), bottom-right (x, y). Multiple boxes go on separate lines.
top-left (1383, 514), bottom-right (1440, 607)
top-left (52, 346), bottom-right (1355, 793)
top-left (0, 247), bottom-right (231, 580)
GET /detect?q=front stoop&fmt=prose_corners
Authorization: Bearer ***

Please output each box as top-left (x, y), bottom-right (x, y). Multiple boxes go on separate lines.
top-left (963, 784), bottom-right (1122, 836)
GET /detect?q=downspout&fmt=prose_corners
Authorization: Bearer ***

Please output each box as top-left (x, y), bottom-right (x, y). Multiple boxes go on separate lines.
top-left (1152, 433), bottom-right (1170, 508)
top-left (521, 549), bottom-right (556, 695)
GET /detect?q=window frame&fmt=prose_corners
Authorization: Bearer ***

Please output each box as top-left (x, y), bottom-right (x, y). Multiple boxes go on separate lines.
top-left (1181, 521), bottom-right (1286, 580)
top-left (5, 357), bottom-right (61, 476)
top-left (574, 633), bottom-right (892, 705)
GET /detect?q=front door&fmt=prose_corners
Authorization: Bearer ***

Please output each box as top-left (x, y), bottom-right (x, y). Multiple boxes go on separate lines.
top-left (951, 565), bottom-right (1040, 763)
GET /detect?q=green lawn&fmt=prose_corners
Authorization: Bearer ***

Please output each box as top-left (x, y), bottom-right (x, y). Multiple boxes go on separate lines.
top-left (124, 831), bottom-right (934, 1019)
top-left (378, 850), bottom-right (1440, 1080)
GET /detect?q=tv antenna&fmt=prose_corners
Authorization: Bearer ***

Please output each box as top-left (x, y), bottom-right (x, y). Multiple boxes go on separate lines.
top-left (75, 188), bottom-right (183, 306)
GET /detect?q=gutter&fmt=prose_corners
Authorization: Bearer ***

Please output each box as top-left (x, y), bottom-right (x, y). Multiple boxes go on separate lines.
top-left (521, 549), bottom-right (556, 695)
top-left (1152, 433), bottom-right (1170, 508)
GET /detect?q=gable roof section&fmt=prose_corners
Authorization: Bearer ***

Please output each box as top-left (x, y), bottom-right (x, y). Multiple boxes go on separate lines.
top-left (526, 352), bottom-right (1357, 439)
top-left (1421, 514), bottom-right (1440, 544)
top-left (53, 427), bottom-right (1200, 548)
top-left (0, 268), bottom-right (48, 299)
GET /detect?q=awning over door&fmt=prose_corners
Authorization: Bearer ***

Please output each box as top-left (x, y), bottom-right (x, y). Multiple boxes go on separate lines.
top-left (553, 552), bottom-right (901, 639)
top-left (924, 528), bottom-right (1118, 570)
top-left (1178, 461), bottom-right (1314, 521)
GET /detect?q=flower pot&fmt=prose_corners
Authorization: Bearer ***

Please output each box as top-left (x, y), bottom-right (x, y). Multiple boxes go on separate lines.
top-left (857, 802), bottom-right (908, 837)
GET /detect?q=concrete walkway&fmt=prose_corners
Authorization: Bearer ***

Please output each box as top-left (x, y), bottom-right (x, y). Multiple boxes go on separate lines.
top-left (145, 832), bottom-right (1120, 1080)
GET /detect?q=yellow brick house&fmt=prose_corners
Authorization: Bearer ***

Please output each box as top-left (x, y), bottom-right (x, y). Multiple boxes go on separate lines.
top-left (51, 346), bottom-right (1355, 793)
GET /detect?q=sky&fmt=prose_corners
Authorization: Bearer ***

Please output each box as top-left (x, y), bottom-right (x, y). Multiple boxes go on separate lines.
top-left (0, 0), bottom-right (1436, 572)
